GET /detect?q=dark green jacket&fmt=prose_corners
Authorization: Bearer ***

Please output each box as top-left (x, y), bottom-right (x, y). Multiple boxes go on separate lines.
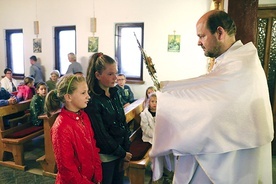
top-left (85, 84), bottom-right (131, 158)
top-left (30, 94), bottom-right (45, 126)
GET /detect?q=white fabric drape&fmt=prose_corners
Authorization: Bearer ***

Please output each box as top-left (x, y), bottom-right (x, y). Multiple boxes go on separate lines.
top-left (150, 41), bottom-right (274, 183)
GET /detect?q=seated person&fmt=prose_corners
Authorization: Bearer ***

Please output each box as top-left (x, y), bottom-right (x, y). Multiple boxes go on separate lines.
top-left (0, 84), bottom-right (19, 107)
top-left (46, 70), bottom-right (60, 91)
top-left (0, 83), bottom-right (20, 128)
top-left (0, 68), bottom-right (18, 93)
top-left (17, 77), bottom-right (35, 101)
top-left (116, 73), bottom-right (135, 107)
top-left (143, 86), bottom-right (157, 110)
top-left (30, 82), bottom-right (48, 126)
top-left (140, 93), bottom-right (174, 183)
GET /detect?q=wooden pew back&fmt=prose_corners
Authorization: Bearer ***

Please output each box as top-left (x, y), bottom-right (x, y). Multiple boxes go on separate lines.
top-left (0, 99), bottom-right (44, 170)
top-left (0, 100), bottom-right (31, 132)
top-left (124, 98), bottom-right (152, 184)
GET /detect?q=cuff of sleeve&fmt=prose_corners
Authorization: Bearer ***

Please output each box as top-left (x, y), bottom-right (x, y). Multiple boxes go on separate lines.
top-left (113, 145), bottom-right (126, 158)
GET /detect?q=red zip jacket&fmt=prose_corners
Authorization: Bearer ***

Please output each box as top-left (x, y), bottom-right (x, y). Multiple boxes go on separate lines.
top-left (51, 108), bottom-right (102, 184)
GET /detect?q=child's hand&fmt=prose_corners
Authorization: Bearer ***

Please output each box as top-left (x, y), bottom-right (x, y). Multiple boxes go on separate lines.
top-left (8, 97), bottom-right (17, 104)
top-left (124, 152), bottom-right (132, 162)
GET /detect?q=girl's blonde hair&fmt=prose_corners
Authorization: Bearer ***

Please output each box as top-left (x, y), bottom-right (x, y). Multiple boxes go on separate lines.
top-left (145, 86), bottom-right (157, 99)
top-left (44, 74), bottom-right (85, 117)
top-left (86, 52), bottom-right (116, 95)
top-left (24, 76), bottom-right (34, 85)
top-left (143, 86), bottom-right (157, 109)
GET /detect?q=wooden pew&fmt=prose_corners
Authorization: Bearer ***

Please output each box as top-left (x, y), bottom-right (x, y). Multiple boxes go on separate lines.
top-left (0, 100), bottom-right (44, 170)
top-left (37, 98), bottom-right (151, 183)
top-left (36, 112), bottom-right (59, 178)
top-left (124, 98), bottom-right (152, 184)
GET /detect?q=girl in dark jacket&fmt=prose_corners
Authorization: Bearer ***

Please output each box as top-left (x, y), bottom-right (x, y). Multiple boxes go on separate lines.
top-left (85, 53), bottom-right (132, 184)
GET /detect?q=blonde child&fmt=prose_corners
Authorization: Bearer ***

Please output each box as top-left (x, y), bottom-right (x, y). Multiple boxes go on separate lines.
top-left (30, 82), bottom-right (47, 126)
top-left (143, 86), bottom-right (157, 109)
top-left (140, 93), bottom-right (157, 144)
top-left (17, 76), bottom-right (35, 101)
top-left (44, 75), bottom-right (102, 184)
top-left (140, 93), bottom-right (174, 183)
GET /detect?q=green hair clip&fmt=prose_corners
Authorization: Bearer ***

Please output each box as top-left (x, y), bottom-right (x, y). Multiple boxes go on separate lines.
top-left (66, 76), bottom-right (76, 94)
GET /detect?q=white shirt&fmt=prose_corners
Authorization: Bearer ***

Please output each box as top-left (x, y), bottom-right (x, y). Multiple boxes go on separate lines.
top-left (0, 77), bottom-right (17, 93)
top-left (140, 108), bottom-right (155, 144)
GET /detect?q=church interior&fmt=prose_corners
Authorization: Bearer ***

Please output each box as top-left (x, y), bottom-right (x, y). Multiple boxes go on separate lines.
top-left (0, 0), bottom-right (276, 183)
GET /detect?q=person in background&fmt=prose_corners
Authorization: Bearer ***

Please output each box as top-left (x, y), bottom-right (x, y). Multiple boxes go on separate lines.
top-left (30, 82), bottom-right (47, 126)
top-left (143, 86), bottom-right (157, 109)
top-left (0, 68), bottom-right (17, 93)
top-left (29, 55), bottom-right (44, 86)
top-left (0, 82), bottom-right (20, 128)
top-left (17, 76), bottom-right (35, 101)
top-left (140, 93), bottom-right (157, 145)
top-left (85, 52), bottom-right (132, 184)
top-left (46, 70), bottom-right (60, 91)
top-left (150, 10), bottom-right (273, 183)
top-left (74, 71), bottom-right (84, 76)
top-left (44, 74), bottom-right (102, 184)
top-left (66, 52), bottom-right (83, 75)
top-left (115, 73), bottom-right (135, 107)
top-left (140, 93), bottom-right (174, 183)
top-left (0, 82), bottom-right (18, 107)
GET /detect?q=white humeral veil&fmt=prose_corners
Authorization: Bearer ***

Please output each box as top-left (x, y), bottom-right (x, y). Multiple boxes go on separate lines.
top-left (150, 41), bottom-right (274, 183)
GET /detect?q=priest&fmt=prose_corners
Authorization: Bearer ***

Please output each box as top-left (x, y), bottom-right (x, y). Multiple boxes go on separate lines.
top-left (150, 10), bottom-right (274, 184)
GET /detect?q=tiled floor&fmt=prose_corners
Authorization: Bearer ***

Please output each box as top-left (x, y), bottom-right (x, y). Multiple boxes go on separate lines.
top-left (0, 135), bottom-right (55, 184)
top-left (0, 135), bottom-right (152, 184)
top-left (0, 135), bottom-right (275, 184)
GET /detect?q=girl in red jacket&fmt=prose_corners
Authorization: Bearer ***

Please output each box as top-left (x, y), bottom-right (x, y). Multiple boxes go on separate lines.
top-left (45, 74), bottom-right (102, 184)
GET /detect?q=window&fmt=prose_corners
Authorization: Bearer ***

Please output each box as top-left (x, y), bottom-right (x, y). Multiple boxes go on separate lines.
top-left (5, 29), bottom-right (24, 78)
top-left (115, 23), bottom-right (144, 82)
top-left (54, 26), bottom-right (76, 75)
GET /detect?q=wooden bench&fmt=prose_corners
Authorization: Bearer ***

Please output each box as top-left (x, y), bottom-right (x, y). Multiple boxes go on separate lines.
top-left (37, 98), bottom-right (151, 183)
top-left (0, 100), bottom-right (44, 170)
top-left (124, 98), bottom-right (152, 184)
top-left (36, 112), bottom-right (59, 178)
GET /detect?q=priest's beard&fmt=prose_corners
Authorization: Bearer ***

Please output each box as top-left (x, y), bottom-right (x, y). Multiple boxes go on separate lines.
top-left (205, 41), bottom-right (222, 58)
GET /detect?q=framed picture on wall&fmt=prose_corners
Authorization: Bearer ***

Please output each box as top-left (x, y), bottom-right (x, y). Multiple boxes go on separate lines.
top-left (88, 37), bottom-right (99, 52)
top-left (168, 35), bottom-right (180, 52)
top-left (33, 38), bottom-right (42, 53)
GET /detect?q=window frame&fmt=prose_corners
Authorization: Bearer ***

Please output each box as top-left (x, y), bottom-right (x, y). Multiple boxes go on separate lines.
top-left (5, 29), bottom-right (24, 79)
top-left (115, 23), bottom-right (144, 83)
top-left (54, 26), bottom-right (76, 75)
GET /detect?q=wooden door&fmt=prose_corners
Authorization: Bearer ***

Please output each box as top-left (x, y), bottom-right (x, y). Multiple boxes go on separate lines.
top-left (257, 6), bottom-right (276, 155)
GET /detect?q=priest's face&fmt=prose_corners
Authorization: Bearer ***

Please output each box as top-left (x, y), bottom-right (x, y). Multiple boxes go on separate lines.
top-left (196, 20), bottom-right (222, 58)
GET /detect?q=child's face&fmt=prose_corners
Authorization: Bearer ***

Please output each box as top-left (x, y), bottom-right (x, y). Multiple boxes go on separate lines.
top-left (96, 63), bottom-right (118, 89)
top-left (37, 85), bottom-right (48, 97)
top-left (68, 81), bottom-right (90, 111)
top-left (28, 81), bottom-right (34, 87)
top-left (50, 74), bottom-right (59, 82)
top-left (116, 75), bottom-right (126, 87)
top-left (149, 96), bottom-right (157, 111)
top-left (147, 89), bottom-right (154, 98)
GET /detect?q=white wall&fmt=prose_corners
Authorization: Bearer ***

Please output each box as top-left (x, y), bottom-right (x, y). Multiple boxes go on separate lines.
top-left (259, 0), bottom-right (276, 5)
top-left (0, 0), bottom-right (275, 98)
